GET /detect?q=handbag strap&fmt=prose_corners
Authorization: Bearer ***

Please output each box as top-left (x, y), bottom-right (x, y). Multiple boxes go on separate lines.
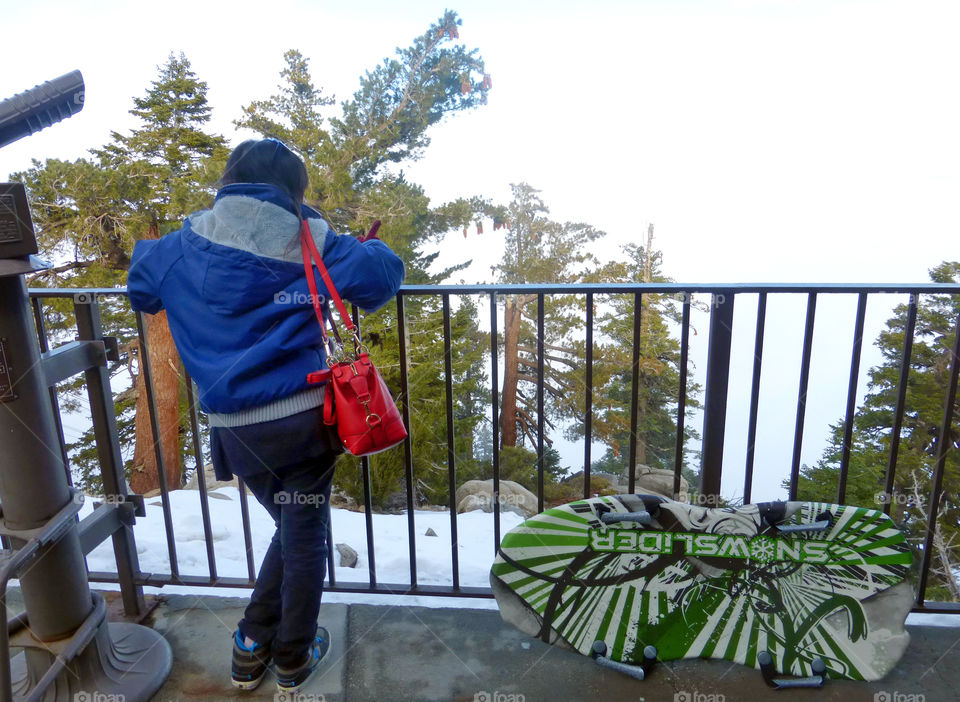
top-left (300, 219), bottom-right (356, 338)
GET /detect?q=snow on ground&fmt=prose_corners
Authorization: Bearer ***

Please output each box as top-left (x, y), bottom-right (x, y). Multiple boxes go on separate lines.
top-left (68, 488), bottom-right (960, 622)
top-left (77, 487), bottom-right (524, 610)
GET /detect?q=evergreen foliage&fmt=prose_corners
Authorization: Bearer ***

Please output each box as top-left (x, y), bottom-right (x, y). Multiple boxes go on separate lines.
top-left (796, 262), bottom-right (960, 601)
top-left (13, 52), bottom-right (228, 491)
top-left (234, 11), bottom-right (492, 506)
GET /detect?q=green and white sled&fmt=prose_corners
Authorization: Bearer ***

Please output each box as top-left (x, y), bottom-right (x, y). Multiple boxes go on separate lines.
top-left (491, 494), bottom-right (914, 688)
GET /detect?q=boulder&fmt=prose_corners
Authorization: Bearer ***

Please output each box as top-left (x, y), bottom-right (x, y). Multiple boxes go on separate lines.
top-left (455, 479), bottom-right (538, 518)
top-left (456, 494), bottom-right (489, 514)
top-left (329, 490), bottom-right (358, 511)
top-left (335, 543), bottom-right (358, 568)
top-left (425, 527), bottom-right (438, 537)
top-left (630, 464), bottom-right (689, 502)
top-left (184, 463), bottom-right (238, 492)
top-left (383, 484), bottom-right (427, 512)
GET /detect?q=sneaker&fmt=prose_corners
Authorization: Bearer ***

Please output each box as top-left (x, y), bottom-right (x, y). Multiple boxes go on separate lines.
top-left (231, 629), bottom-right (272, 690)
top-left (274, 627), bottom-right (331, 695)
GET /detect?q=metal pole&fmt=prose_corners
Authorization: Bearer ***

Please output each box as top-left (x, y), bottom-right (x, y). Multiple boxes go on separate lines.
top-left (0, 276), bottom-right (91, 639)
top-left (74, 297), bottom-right (145, 617)
top-left (700, 293), bottom-right (734, 500)
top-left (0, 272), bottom-right (171, 702)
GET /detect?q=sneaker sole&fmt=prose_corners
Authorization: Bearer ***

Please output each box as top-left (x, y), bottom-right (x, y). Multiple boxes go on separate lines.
top-left (232, 670), bottom-right (267, 691)
top-left (275, 663), bottom-right (321, 696)
top-left (275, 627), bottom-right (331, 695)
top-left (276, 653), bottom-right (327, 695)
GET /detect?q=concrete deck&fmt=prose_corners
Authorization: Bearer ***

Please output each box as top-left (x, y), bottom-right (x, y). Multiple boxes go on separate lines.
top-left (147, 591), bottom-right (958, 702)
top-left (9, 588), bottom-right (960, 702)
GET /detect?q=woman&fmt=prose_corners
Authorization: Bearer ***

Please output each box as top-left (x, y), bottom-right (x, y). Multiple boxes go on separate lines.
top-left (127, 138), bottom-right (404, 694)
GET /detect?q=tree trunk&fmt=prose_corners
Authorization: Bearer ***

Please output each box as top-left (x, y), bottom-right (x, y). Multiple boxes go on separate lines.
top-left (934, 523), bottom-right (960, 601)
top-left (636, 224), bottom-right (654, 467)
top-left (500, 296), bottom-right (522, 448)
top-left (130, 224), bottom-right (182, 494)
top-left (131, 311), bottom-right (182, 494)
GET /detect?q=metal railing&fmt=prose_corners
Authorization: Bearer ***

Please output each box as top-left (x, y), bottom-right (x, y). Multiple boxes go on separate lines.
top-left (26, 283), bottom-right (960, 616)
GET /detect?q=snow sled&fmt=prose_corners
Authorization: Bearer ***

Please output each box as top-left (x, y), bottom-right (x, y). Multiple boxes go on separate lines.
top-left (490, 494), bottom-right (913, 688)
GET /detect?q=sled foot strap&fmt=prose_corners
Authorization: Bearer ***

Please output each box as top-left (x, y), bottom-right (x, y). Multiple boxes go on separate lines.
top-left (599, 511), bottom-right (653, 526)
top-left (774, 519), bottom-right (830, 534)
top-left (590, 641), bottom-right (657, 681)
top-left (757, 651), bottom-right (827, 689)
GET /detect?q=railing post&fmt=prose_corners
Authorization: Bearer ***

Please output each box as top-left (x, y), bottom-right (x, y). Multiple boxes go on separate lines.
top-left (74, 295), bottom-right (146, 617)
top-left (700, 292), bottom-right (734, 500)
top-left (916, 310), bottom-right (960, 605)
top-left (490, 293), bottom-right (501, 552)
top-left (396, 293), bottom-right (417, 587)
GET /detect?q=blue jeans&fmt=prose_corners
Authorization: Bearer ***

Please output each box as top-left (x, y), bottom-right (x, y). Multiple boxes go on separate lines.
top-left (209, 406), bottom-right (340, 668)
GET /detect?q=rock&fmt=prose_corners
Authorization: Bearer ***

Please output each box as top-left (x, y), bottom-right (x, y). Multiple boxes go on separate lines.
top-left (329, 490), bottom-right (357, 510)
top-left (142, 488), bottom-right (163, 498)
top-left (425, 527), bottom-right (438, 537)
top-left (630, 464), bottom-right (689, 502)
top-left (455, 479), bottom-right (538, 518)
top-left (184, 463), bottom-right (238, 492)
top-left (383, 490), bottom-right (409, 512)
top-left (335, 543), bottom-right (358, 568)
top-left (383, 485), bottom-right (427, 512)
top-left (457, 494), bottom-right (489, 514)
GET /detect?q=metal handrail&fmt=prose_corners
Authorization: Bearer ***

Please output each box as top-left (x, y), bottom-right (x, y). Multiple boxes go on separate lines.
top-left (26, 283), bottom-right (960, 613)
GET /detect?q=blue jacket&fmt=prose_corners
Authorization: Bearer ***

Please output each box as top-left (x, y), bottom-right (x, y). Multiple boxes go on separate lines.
top-left (126, 183), bottom-right (405, 416)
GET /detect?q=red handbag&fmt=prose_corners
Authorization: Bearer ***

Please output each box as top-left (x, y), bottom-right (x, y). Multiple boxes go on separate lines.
top-left (300, 219), bottom-right (408, 456)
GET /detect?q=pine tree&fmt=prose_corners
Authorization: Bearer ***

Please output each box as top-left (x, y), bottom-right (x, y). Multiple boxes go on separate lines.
top-left (235, 12), bottom-right (493, 506)
top-left (14, 52), bottom-right (228, 493)
top-left (491, 183), bottom-right (605, 450)
top-left (583, 236), bottom-right (702, 487)
top-left (112, 53), bottom-right (227, 494)
top-left (796, 262), bottom-right (960, 601)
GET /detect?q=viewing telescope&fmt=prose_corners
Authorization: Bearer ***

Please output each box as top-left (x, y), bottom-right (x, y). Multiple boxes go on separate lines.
top-left (0, 70), bottom-right (84, 149)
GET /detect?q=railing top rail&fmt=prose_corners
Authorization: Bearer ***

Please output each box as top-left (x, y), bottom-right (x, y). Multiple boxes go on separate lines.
top-left (29, 288), bottom-right (131, 298)
top-left (26, 282), bottom-right (960, 298)
top-left (400, 283), bottom-right (960, 295)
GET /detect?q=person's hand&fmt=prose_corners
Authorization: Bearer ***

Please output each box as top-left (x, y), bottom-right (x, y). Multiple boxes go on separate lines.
top-left (358, 220), bottom-right (381, 242)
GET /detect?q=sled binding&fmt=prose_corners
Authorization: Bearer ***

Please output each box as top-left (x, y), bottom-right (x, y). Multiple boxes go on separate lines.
top-left (590, 641), bottom-right (658, 681)
top-left (757, 651), bottom-right (827, 689)
top-left (599, 511), bottom-right (653, 526)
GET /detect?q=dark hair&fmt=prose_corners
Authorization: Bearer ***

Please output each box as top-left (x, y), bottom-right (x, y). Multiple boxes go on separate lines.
top-left (219, 139), bottom-right (309, 216)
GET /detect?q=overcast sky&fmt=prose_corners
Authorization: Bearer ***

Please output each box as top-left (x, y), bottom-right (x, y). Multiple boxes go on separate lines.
top-left (3, 0), bottom-right (958, 501)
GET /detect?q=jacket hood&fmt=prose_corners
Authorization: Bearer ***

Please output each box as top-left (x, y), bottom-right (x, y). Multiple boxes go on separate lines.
top-left (183, 183), bottom-right (329, 315)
